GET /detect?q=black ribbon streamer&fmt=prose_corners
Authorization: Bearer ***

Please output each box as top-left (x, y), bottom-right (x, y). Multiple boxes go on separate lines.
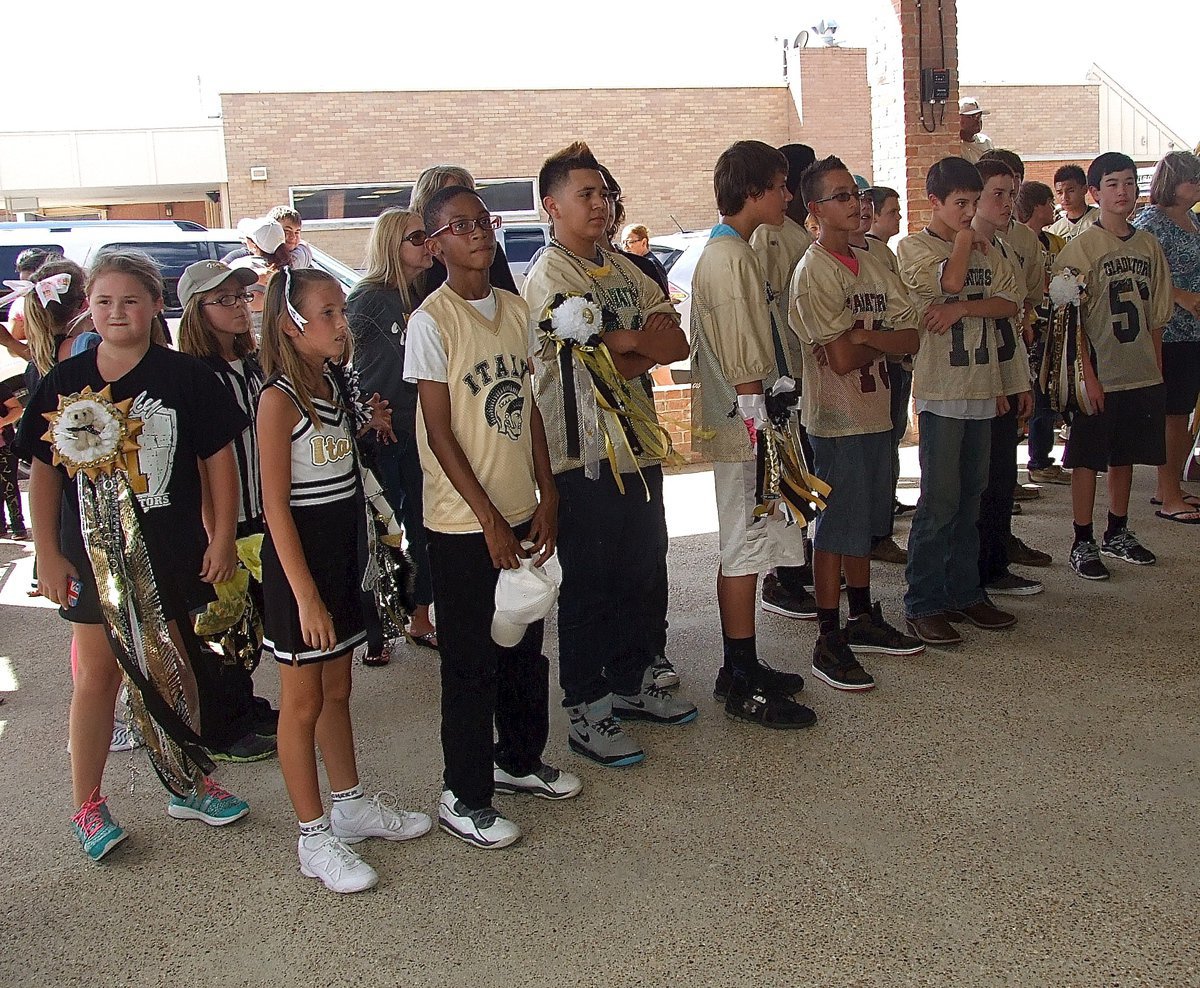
top-left (560, 343), bottom-right (581, 461)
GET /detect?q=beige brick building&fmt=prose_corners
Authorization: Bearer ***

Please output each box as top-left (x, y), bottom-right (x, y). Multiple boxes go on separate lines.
top-left (221, 48), bottom-right (876, 265)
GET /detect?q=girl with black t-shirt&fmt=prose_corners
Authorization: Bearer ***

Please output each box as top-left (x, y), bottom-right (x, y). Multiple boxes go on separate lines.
top-left (17, 250), bottom-right (252, 862)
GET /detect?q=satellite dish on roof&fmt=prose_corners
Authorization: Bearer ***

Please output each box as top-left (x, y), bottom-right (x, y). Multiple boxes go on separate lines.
top-left (793, 30), bottom-right (809, 49)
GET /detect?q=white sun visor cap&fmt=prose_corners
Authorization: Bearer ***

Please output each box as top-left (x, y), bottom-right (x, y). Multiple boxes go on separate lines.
top-left (490, 546), bottom-right (563, 648)
top-left (236, 216), bottom-right (286, 254)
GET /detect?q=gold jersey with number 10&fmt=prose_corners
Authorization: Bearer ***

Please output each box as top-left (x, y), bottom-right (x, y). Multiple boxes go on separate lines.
top-left (1051, 224), bottom-right (1173, 394)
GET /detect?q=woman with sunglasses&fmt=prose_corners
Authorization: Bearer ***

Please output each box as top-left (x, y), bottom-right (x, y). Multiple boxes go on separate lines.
top-left (346, 208), bottom-right (439, 658)
top-left (409, 164), bottom-right (519, 303)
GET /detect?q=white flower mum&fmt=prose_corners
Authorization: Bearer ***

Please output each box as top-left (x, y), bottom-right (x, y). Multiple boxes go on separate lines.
top-left (550, 295), bottom-right (601, 344)
top-left (1049, 268), bottom-right (1085, 307)
top-left (52, 398), bottom-right (121, 466)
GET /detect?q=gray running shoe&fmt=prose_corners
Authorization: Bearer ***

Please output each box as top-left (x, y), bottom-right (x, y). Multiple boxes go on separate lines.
top-left (568, 696), bottom-right (645, 767)
top-left (614, 670), bottom-right (698, 725)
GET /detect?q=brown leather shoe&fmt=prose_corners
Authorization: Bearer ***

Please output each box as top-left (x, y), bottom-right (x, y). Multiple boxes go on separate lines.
top-left (870, 536), bottom-right (908, 564)
top-left (905, 614), bottom-right (963, 645)
top-left (944, 601), bottom-right (1016, 629)
top-left (1012, 483), bottom-right (1041, 501)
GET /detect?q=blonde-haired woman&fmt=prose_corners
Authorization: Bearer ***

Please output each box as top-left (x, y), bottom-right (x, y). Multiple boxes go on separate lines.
top-left (409, 164), bottom-right (518, 302)
top-left (346, 208), bottom-right (438, 654)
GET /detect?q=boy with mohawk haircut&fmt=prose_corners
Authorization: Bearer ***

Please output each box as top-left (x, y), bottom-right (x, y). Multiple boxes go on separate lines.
top-left (522, 141), bottom-right (697, 769)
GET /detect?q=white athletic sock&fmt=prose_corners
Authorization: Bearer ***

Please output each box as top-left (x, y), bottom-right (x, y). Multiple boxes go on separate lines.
top-left (298, 814), bottom-right (330, 837)
top-left (330, 783), bottom-right (364, 804)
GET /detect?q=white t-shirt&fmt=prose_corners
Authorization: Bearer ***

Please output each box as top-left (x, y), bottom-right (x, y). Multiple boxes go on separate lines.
top-left (403, 291), bottom-right (498, 384)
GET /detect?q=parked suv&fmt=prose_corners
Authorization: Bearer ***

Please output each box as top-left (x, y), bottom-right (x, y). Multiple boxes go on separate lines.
top-left (0, 221), bottom-right (360, 384)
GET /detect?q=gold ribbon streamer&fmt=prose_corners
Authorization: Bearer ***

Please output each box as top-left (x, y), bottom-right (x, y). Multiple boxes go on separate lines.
top-left (541, 333), bottom-right (682, 499)
top-left (45, 387), bottom-right (210, 796)
top-left (754, 422), bottom-right (832, 527)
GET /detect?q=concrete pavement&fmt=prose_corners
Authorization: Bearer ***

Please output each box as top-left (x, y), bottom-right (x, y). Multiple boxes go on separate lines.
top-left (1, 449), bottom-right (1198, 986)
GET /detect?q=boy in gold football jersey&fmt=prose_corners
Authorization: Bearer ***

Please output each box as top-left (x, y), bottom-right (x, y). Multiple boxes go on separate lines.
top-left (1053, 152), bottom-right (1174, 581)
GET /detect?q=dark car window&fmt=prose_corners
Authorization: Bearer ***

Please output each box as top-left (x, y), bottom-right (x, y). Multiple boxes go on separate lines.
top-left (0, 243), bottom-right (66, 317)
top-left (99, 241), bottom-right (211, 312)
top-left (650, 245), bottom-right (683, 272)
top-left (502, 228), bottom-right (549, 264)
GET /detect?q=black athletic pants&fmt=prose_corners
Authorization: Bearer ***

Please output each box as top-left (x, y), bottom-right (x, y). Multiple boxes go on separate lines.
top-left (427, 521), bottom-right (549, 810)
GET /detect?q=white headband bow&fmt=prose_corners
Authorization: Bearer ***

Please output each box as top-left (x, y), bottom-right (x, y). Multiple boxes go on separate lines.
top-left (283, 266), bottom-right (307, 331)
top-left (0, 273), bottom-right (72, 308)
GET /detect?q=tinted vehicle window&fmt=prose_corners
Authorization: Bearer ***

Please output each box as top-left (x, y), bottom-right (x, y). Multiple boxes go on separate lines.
top-left (98, 241), bottom-right (212, 311)
top-left (502, 228), bottom-right (549, 264)
top-left (0, 243), bottom-right (65, 317)
top-left (650, 246), bottom-right (683, 272)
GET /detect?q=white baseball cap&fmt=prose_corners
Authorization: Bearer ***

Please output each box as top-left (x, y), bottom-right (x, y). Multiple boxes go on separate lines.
top-left (236, 216), bottom-right (286, 254)
top-left (959, 97), bottom-right (987, 116)
top-left (177, 259), bottom-right (259, 309)
top-left (491, 549), bottom-right (563, 648)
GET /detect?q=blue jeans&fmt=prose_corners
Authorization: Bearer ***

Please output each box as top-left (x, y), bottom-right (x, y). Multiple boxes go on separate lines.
top-left (1027, 381), bottom-right (1057, 470)
top-left (904, 413), bottom-right (991, 618)
top-left (373, 432), bottom-right (433, 607)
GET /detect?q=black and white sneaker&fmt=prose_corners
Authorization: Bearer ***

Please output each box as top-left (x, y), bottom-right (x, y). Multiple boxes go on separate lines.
top-left (844, 603), bottom-right (925, 656)
top-left (811, 629), bottom-right (876, 691)
top-left (437, 791), bottom-right (520, 849)
top-left (1070, 539), bottom-right (1110, 580)
top-left (760, 573), bottom-right (817, 619)
top-left (713, 662), bottom-right (805, 700)
top-left (723, 671), bottom-right (816, 730)
top-left (1100, 529), bottom-right (1156, 566)
top-left (985, 572), bottom-right (1045, 596)
top-left (649, 655), bottom-right (680, 689)
top-left (493, 763), bottom-right (583, 800)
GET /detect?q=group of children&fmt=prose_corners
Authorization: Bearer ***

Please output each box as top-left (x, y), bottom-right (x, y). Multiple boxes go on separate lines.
top-left (6, 139), bottom-right (1180, 894)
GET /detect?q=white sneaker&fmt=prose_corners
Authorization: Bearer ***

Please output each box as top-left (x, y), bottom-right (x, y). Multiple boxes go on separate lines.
top-left (109, 721), bottom-right (142, 752)
top-left (298, 831), bottom-right (378, 894)
top-left (330, 792), bottom-right (433, 845)
top-left (493, 762), bottom-right (583, 800)
top-left (437, 790), bottom-right (520, 849)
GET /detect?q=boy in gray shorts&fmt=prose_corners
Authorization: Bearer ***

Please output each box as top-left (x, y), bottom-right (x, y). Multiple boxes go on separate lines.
top-left (790, 157), bottom-right (926, 689)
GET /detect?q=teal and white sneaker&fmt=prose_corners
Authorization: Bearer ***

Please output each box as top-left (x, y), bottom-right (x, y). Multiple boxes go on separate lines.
top-left (71, 788), bottom-right (127, 861)
top-left (167, 779), bottom-right (250, 826)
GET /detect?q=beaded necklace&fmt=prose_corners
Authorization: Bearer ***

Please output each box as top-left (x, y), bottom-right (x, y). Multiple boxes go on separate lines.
top-left (549, 239), bottom-right (643, 329)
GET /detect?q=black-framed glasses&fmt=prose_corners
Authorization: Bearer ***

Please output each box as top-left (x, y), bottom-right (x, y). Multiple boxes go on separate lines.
top-left (814, 190), bottom-right (866, 204)
top-left (201, 292), bottom-right (254, 308)
top-left (402, 229), bottom-right (430, 246)
top-left (429, 215), bottom-right (502, 238)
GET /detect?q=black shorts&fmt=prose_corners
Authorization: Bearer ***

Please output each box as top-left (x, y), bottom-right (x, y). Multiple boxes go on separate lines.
top-left (1161, 341), bottom-right (1200, 416)
top-left (1063, 384), bottom-right (1166, 472)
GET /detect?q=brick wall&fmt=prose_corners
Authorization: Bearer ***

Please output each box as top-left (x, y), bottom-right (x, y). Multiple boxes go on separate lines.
top-left (221, 49), bottom-right (874, 265)
top-left (894, 0), bottom-right (963, 232)
top-left (966, 84), bottom-right (1099, 159)
top-left (652, 384), bottom-right (701, 465)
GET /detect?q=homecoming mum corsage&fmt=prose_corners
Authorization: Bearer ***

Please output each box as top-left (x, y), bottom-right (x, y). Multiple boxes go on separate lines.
top-left (1041, 268), bottom-right (1094, 417)
top-left (537, 292), bottom-right (679, 497)
top-left (43, 387), bottom-right (213, 795)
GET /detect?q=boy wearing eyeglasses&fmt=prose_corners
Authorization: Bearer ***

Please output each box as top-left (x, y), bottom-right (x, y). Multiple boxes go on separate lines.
top-left (689, 140), bottom-right (814, 730)
top-left (522, 141), bottom-right (696, 769)
top-left (404, 186), bottom-right (579, 849)
top-left (789, 156), bottom-right (926, 691)
top-left (897, 156), bottom-right (1022, 646)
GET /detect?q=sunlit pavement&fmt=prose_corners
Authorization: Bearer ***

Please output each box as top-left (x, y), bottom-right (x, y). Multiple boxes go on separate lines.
top-left (2, 442), bottom-right (1198, 986)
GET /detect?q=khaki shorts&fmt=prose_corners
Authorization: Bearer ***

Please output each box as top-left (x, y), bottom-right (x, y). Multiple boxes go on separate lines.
top-left (713, 460), bottom-right (808, 578)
